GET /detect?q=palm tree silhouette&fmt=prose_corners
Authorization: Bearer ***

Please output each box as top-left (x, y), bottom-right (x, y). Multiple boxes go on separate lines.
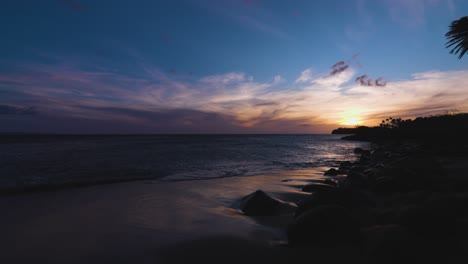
top-left (446, 16), bottom-right (468, 59)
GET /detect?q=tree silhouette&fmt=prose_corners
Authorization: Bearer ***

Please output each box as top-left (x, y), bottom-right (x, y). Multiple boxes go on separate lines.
top-left (446, 16), bottom-right (468, 59)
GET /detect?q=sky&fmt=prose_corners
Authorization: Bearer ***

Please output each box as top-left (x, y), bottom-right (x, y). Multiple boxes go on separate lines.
top-left (1, 0), bottom-right (467, 134)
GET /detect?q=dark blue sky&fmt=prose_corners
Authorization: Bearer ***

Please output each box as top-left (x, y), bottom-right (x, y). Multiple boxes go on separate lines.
top-left (1, 0), bottom-right (467, 133)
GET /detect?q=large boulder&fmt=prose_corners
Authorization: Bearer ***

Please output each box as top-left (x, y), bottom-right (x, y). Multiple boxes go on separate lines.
top-left (374, 155), bottom-right (445, 190)
top-left (363, 225), bottom-right (421, 264)
top-left (371, 176), bottom-right (400, 193)
top-left (324, 168), bottom-right (339, 176)
top-left (287, 205), bottom-right (361, 246)
top-left (323, 178), bottom-right (338, 186)
top-left (354, 147), bottom-right (364, 154)
top-left (342, 171), bottom-right (368, 190)
top-left (396, 194), bottom-right (468, 238)
top-left (364, 224), bottom-right (463, 263)
top-left (239, 190), bottom-right (295, 216)
top-left (301, 183), bottom-right (335, 193)
top-left (339, 161), bottom-right (353, 171)
top-left (295, 188), bottom-right (375, 218)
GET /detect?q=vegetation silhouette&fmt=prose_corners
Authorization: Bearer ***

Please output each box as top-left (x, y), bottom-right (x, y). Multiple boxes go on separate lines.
top-left (446, 16), bottom-right (468, 59)
top-left (332, 113), bottom-right (468, 152)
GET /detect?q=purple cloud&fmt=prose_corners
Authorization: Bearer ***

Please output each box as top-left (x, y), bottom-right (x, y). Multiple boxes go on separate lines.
top-left (330, 61), bottom-right (350, 76)
top-left (0, 105), bottom-right (37, 115)
top-left (355, 74), bottom-right (387, 87)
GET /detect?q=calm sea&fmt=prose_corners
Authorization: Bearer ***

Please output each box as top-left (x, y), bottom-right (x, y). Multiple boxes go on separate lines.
top-left (0, 134), bottom-right (368, 190)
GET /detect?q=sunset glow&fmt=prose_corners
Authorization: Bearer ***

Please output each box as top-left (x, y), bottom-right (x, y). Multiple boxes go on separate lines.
top-left (341, 117), bottom-right (362, 126)
top-left (1, 1), bottom-right (468, 134)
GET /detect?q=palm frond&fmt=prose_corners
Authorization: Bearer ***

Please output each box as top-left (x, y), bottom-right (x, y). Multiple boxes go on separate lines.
top-left (446, 16), bottom-right (468, 59)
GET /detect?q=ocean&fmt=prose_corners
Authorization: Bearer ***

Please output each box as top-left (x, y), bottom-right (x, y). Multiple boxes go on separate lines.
top-left (0, 134), bottom-right (368, 191)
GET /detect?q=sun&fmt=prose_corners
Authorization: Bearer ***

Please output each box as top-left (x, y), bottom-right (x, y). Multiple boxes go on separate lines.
top-left (341, 117), bottom-right (361, 126)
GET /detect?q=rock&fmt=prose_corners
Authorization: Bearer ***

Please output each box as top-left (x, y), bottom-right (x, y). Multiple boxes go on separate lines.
top-left (364, 224), bottom-right (462, 263)
top-left (342, 171), bottom-right (368, 190)
top-left (350, 207), bottom-right (378, 228)
top-left (323, 179), bottom-right (338, 186)
top-left (339, 161), bottom-right (353, 171)
top-left (239, 190), bottom-right (279, 216)
top-left (287, 205), bottom-right (361, 246)
top-left (301, 183), bottom-right (335, 193)
top-left (372, 176), bottom-right (398, 193)
top-left (456, 216), bottom-right (468, 237)
top-left (374, 155), bottom-right (445, 190)
top-left (239, 190), bottom-right (295, 216)
top-left (363, 225), bottom-right (421, 264)
top-left (396, 194), bottom-right (467, 238)
top-left (354, 147), bottom-right (364, 154)
top-left (359, 154), bottom-right (371, 164)
top-left (324, 168), bottom-right (339, 176)
top-left (348, 166), bottom-right (367, 174)
top-left (370, 150), bottom-right (388, 161)
top-left (295, 188), bottom-right (375, 218)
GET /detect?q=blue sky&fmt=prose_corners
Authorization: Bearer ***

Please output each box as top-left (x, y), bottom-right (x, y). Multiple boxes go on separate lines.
top-left (1, 0), bottom-right (467, 133)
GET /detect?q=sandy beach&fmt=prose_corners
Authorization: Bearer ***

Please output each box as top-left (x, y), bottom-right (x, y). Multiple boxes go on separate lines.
top-left (0, 168), bottom-right (328, 264)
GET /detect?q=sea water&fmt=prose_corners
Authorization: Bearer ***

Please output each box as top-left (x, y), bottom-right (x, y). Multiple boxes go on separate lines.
top-left (0, 134), bottom-right (368, 190)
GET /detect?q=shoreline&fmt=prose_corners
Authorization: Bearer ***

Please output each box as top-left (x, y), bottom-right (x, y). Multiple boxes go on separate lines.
top-left (233, 138), bottom-right (468, 263)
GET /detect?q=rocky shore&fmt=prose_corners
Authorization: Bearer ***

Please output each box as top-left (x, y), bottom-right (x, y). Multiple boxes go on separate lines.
top-left (238, 140), bottom-right (468, 263)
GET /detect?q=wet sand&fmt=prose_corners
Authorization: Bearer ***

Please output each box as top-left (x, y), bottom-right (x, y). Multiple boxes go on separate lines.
top-left (0, 168), bottom-right (327, 264)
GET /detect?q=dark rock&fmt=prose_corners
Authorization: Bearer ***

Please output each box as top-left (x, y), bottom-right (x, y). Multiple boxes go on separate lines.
top-left (324, 168), bottom-right (339, 176)
top-left (342, 171), bottom-right (368, 189)
top-left (350, 207), bottom-right (378, 227)
top-left (456, 216), bottom-right (468, 237)
top-left (372, 176), bottom-right (398, 193)
top-left (295, 188), bottom-right (375, 218)
top-left (288, 205), bottom-right (361, 246)
top-left (363, 225), bottom-right (421, 264)
top-left (339, 161), bottom-right (353, 171)
top-left (354, 147), bottom-right (364, 154)
top-left (239, 190), bottom-right (279, 216)
top-left (348, 166), bottom-right (367, 174)
top-left (364, 224), bottom-right (462, 263)
top-left (396, 194), bottom-right (468, 238)
top-left (301, 183), bottom-right (335, 193)
top-left (359, 154), bottom-right (371, 164)
top-left (323, 179), bottom-right (338, 186)
top-left (374, 155), bottom-right (445, 190)
top-left (370, 150), bottom-right (388, 161)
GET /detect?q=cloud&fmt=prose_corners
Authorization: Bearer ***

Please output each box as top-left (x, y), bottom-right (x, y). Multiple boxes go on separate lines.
top-left (355, 75), bottom-right (387, 87)
top-left (0, 105), bottom-right (37, 115)
top-left (295, 69), bottom-right (314, 83)
top-left (330, 61), bottom-right (350, 76)
top-left (2, 57), bottom-right (468, 133)
top-left (199, 72), bottom-right (247, 85)
top-left (383, 0), bottom-right (456, 28)
top-left (235, 15), bottom-right (292, 40)
top-left (272, 75), bottom-right (285, 84)
top-left (198, 0), bottom-right (292, 40)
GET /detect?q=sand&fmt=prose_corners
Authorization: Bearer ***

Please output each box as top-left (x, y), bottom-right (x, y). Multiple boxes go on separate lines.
top-left (0, 168), bottom-right (327, 264)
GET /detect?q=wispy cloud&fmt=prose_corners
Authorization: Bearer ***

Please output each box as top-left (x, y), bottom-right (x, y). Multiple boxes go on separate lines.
top-left (0, 105), bottom-right (37, 115)
top-left (1, 56), bottom-right (468, 133)
top-left (235, 15), bottom-right (292, 40)
top-left (295, 69), bottom-right (314, 83)
top-left (198, 0), bottom-right (292, 40)
top-left (383, 0), bottom-right (456, 28)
